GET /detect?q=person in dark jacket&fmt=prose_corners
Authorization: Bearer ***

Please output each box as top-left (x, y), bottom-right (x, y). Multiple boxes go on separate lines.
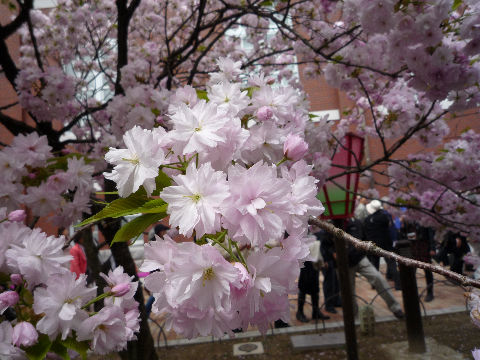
top-left (445, 232), bottom-right (470, 275)
top-left (318, 229), bottom-right (342, 314)
top-left (364, 200), bottom-right (401, 290)
top-left (400, 220), bottom-right (436, 302)
top-left (296, 249), bottom-right (330, 322)
top-left (342, 218), bottom-right (404, 319)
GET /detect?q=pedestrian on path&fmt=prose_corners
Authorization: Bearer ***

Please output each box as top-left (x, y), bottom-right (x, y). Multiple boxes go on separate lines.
top-left (296, 235), bottom-right (330, 322)
top-left (342, 218), bottom-right (404, 319)
top-left (318, 229), bottom-right (342, 314)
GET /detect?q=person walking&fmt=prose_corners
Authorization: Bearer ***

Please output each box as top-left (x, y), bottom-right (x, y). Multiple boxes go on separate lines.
top-left (343, 218), bottom-right (405, 319)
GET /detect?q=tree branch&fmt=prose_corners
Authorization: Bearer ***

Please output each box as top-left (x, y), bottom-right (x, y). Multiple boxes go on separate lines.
top-left (0, 0), bottom-right (33, 39)
top-left (309, 217), bottom-right (480, 289)
top-left (0, 111), bottom-right (35, 135)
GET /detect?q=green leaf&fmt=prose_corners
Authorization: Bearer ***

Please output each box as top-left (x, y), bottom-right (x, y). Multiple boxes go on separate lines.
top-left (136, 199), bottom-right (168, 214)
top-left (50, 340), bottom-right (70, 360)
top-left (46, 153), bottom-right (91, 171)
top-left (246, 86), bottom-right (259, 98)
top-left (152, 171), bottom-right (172, 196)
top-left (20, 287), bottom-right (34, 306)
top-left (435, 155), bottom-right (445, 162)
top-left (76, 188), bottom-right (149, 227)
top-left (332, 55), bottom-right (343, 63)
top-left (196, 230), bottom-right (227, 245)
top-left (452, 0), bottom-right (462, 10)
top-left (196, 89), bottom-right (209, 101)
top-left (456, 148), bottom-right (465, 153)
top-left (61, 337), bottom-right (90, 360)
top-left (112, 212), bottom-right (167, 244)
top-left (25, 334), bottom-right (52, 360)
top-left (308, 113), bottom-right (319, 119)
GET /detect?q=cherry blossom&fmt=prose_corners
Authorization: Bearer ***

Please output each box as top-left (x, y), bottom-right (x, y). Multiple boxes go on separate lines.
top-left (160, 162), bottom-right (230, 237)
top-left (33, 273), bottom-right (96, 340)
top-left (104, 126), bottom-right (166, 197)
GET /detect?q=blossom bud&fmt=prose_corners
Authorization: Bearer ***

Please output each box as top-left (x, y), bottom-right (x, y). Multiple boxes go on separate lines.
top-left (112, 283), bottom-right (130, 297)
top-left (12, 322), bottom-right (38, 347)
top-left (10, 274), bottom-right (23, 286)
top-left (28, 173), bottom-right (36, 179)
top-left (256, 106), bottom-right (273, 121)
top-left (7, 210), bottom-right (26, 222)
top-left (283, 134), bottom-right (308, 161)
top-left (0, 291), bottom-right (19, 314)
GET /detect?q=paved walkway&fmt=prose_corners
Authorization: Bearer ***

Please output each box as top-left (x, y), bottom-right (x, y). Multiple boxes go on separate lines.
top-left (148, 261), bottom-right (470, 346)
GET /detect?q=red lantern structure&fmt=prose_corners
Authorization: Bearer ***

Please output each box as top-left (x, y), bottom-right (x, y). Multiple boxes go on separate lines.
top-left (317, 133), bottom-right (364, 219)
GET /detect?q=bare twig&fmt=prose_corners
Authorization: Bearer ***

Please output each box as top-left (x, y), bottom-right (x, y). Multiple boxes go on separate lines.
top-left (309, 216), bottom-right (480, 289)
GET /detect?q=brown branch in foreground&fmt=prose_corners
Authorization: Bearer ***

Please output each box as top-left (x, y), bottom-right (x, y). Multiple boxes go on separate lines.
top-left (309, 216), bottom-right (480, 289)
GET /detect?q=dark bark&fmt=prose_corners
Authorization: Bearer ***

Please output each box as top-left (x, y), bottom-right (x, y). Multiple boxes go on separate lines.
top-left (0, 37), bottom-right (19, 90)
top-left (0, 112), bottom-right (35, 136)
top-left (78, 225), bottom-right (108, 312)
top-left (0, 0), bottom-right (33, 39)
top-left (399, 263), bottom-right (426, 353)
top-left (99, 178), bottom-right (157, 360)
top-left (332, 220), bottom-right (358, 360)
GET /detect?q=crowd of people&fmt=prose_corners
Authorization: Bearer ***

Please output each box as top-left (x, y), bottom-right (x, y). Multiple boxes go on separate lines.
top-left (294, 197), bottom-right (473, 324)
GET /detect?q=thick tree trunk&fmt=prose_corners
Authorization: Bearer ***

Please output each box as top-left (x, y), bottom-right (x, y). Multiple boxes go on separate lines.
top-left (78, 226), bottom-right (108, 312)
top-left (100, 179), bottom-right (158, 360)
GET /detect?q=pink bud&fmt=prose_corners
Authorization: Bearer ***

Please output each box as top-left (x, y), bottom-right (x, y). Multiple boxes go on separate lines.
top-left (112, 283), bottom-right (130, 297)
top-left (12, 322), bottom-right (38, 347)
top-left (0, 291), bottom-right (19, 313)
top-left (256, 106), bottom-right (273, 121)
top-left (28, 173), bottom-right (36, 179)
top-left (7, 210), bottom-right (26, 222)
top-left (283, 134), bottom-right (309, 161)
top-left (10, 274), bottom-right (23, 286)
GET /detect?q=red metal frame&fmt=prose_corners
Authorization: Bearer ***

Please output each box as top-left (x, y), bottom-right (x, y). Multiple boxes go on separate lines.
top-left (320, 133), bottom-right (364, 220)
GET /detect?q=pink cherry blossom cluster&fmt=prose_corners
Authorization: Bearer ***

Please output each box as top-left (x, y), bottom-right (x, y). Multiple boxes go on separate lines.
top-left (106, 85), bottom-right (171, 139)
top-left (0, 133), bottom-right (95, 227)
top-left (140, 233), bottom-right (315, 338)
top-left (298, 0), bottom-right (480, 108)
top-left (386, 130), bottom-right (480, 236)
top-left (0, 212), bottom-right (140, 356)
top-left (16, 66), bottom-right (79, 123)
top-left (103, 69), bottom-right (324, 337)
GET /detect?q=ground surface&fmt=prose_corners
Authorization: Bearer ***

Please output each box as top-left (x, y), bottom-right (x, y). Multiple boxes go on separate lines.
top-left (154, 312), bottom-right (478, 360)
